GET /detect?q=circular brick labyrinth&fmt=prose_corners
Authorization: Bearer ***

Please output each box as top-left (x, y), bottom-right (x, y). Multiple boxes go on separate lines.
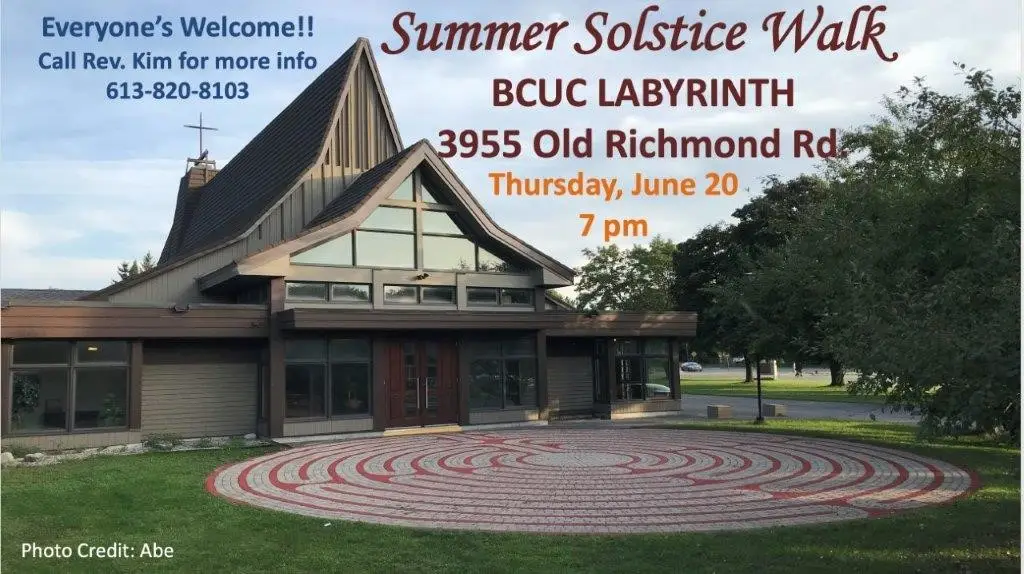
top-left (207, 429), bottom-right (976, 534)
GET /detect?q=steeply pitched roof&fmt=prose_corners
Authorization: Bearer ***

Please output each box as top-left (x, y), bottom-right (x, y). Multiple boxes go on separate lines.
top-left (1, 288), bottom-right (93, 305)
top-left (159, 40), bottom-right (361, 266)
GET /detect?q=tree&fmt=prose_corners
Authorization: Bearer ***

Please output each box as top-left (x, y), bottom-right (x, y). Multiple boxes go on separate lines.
top-left (716, 176), bottom-right (846, 385)
top-left (780, 67), bottom-right (1020, 440)
top-left (575, 235), bottom-right (676, 312)
top-left (112, 251), bottom-right (157, 283)
top-left (140, 251), bottom-right (156, 272)
top-left (114, 261), bottom-right (134, 282)
top-left (673, 224), bottom-right (751, 374)
top-left (731, 175), bottom-right (828, 254)
top-left (718, 244), bottom-right (846, 386)
top-left (674, 176), bottom-right (831, 380)
top-left (546, 290), bottom-right (578, 310)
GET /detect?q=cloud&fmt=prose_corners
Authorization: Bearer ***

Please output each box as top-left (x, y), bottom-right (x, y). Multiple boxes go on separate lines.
top-left (1, 210), bottom-right (82, 251)
top-left (0, 209), bottom-right (122, 289)
top-left (0, 0), bottom-right (1019, 289)
top-left (0, 160), bottom-right (178, 288)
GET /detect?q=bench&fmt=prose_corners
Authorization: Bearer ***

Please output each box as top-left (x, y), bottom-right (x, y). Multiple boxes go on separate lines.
top-left (762, 403), bottom-right (787, 417)
top-left (707, 405), bottom-right (732, 419)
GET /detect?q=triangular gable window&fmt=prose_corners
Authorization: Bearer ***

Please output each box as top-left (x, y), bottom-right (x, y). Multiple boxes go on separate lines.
top-left (293, 167), bottom-right (526, 273)
top-left (291, 234), bottom-right (353, 266)
top-left (355, 205), bottom-right (415, 269)
top-left (419, 182), bottom-right (445, 204)
top-left (478, 247), bottom-right (518, 273)
top-left (419, 210), bottom-right (521, 273)
top-left (388, 175), bottom-right (413, 201)
top-left (421, 210), bottom-right (462, 235)
top-left (360, 206), bottom-right (414, 232)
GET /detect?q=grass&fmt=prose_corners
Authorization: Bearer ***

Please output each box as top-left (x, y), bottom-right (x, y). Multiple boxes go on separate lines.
top-left (681, 376), bottom-right (888, 404)
top-left (1, 422), bottom-right (1019, 573)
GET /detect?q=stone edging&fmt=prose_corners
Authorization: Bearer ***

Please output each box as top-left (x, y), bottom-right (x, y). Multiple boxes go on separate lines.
top-left (1, 434), bottom-right (273, 468)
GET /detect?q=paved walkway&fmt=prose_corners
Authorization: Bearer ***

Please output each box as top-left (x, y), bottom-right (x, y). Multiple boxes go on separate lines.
top-left (678, 394), bottom-right (920, 424)
top-left (208, 428), bottom-right (973, 534)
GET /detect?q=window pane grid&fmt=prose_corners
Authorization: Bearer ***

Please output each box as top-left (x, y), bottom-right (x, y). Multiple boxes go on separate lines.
top-left (285, 282), bottom-right (328, 301)
top-left (284, 338), bottom-right (372, 419)
top-left (8, 341), bottom-right (130, 434)
top-left (354, 230), bottom-right (415, 269)
top-left (290, 169), bottom-right (529, 275)
top-left (467, 339), bottom-right (537, 410)
top-left (466, 288), bottom-right (534, 308)
top-left (290, 235), bottom-right (353, 266)
top-left (383, 285), bottom-right (456, 305)
top-left (359, 206), bottom-right (415, 232)
top-left (615, 338), bottom-right (672, 402)
top-left (330, 283), bottom-right (371, 303)
top-left (466, 287), bottom-right (499, 306)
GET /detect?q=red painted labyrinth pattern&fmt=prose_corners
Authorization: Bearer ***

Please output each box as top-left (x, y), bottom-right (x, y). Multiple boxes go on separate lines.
top-left (206, 429), bottom-right (977, 534)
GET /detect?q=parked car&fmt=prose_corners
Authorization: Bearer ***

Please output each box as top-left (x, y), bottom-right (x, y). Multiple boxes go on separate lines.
top-left (681, 361), bottom-right (703, 372)
top-left (645, 383), bottom-right (672, 398)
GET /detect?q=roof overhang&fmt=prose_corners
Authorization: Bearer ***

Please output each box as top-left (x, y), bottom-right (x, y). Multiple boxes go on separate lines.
top-left (197, 261), bottom-right (282, 295)
top-left (0, 302), bottom-right (268, 339)
top-left (279, 308), bottom-right (697, 337)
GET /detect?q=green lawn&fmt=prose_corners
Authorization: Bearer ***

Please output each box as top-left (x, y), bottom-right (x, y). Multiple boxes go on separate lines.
top-left (681, 376), bottom-right (888, 404)
top-left (1, 422), bottom-right (1019, 573)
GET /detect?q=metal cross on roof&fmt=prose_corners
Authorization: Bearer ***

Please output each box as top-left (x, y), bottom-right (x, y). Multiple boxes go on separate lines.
top-left (184, 113), bottom-right (218, 158)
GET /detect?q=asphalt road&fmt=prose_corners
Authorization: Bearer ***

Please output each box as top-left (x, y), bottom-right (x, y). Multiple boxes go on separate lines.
top-left (682, 366), bottom-right (859, 381)
top-left (679, 393), bottom-right (919, 424)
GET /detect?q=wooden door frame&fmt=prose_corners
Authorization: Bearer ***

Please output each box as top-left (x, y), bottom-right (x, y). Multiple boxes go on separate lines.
top-left (383, 335), bottom-right (459, 428)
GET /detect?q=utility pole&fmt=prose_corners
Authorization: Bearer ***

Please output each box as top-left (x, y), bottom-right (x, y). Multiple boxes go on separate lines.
top-left (755, 353), bottom-right (765, 424)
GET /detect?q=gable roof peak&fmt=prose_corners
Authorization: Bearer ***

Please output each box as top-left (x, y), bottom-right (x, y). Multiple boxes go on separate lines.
top-left (289, 141), bottom-right (575, 282)
top-left (155, 38), bottom-right (389, 267)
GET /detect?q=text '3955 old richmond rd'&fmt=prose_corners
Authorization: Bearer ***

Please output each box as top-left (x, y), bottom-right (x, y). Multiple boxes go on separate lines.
top-left (439, 127), bottom-right (840, 160)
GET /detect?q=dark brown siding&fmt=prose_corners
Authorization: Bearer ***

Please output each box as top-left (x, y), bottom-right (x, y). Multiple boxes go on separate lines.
top-left (143, 342), bottom-right (261, 364)
top-left (547, 356), bottom-right (594, 415)
top-left (140, 365), bottom-right (258, 437)
top-left (129, 342), bottom-right (143, 430)
top-left (0, 342), bottom-right (10, 435)
top-left (0, 304), bottom-right (268, 339)
top-left (140, 342), bottom-right (259, 438)
top-left (536, 330), bottom-right (549, 419)
top-left (282, 309), bottom-right (697, 337)
top-left (371, 337), bottom-right (387, 431)
top-left (267, 279), bottom-right (286, 437)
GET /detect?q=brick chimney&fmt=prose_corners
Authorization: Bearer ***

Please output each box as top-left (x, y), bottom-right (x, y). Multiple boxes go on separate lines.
top-left (185, 158), bottom-right (218, 189)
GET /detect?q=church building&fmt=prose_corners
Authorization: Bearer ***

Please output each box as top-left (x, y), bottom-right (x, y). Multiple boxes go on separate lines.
top-left (1, 38), bottom-right (696, 450)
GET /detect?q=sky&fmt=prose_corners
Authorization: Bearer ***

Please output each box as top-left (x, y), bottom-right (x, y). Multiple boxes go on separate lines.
top-left (0, 0), bottom-right (1020, 290)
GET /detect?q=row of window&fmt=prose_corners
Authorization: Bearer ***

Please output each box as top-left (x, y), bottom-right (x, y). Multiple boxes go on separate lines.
top-left (282, 337), bottom-right (541, 420)
top-left (291, 228), bottom-right (523, 273)
top-left (285, 281), bottom-right (535, 307)
top-left (7, 337), bottom-right (671, 434)
top-left (286, 282), bottom-right (372, 303)
top-left (9, 341), bottom-right (130, 433)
